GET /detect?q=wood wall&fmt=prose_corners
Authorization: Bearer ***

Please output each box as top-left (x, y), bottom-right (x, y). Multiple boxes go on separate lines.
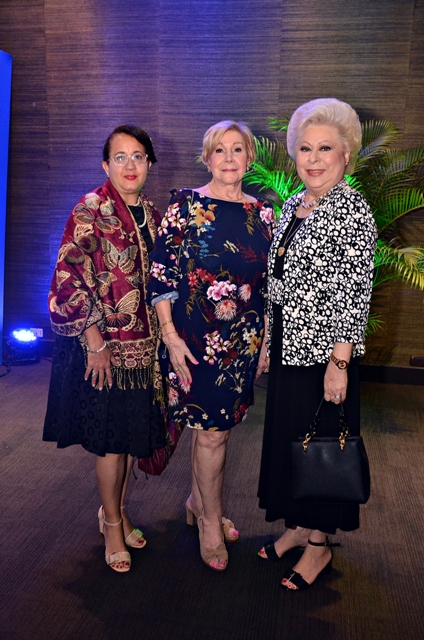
top-left (1, 0), bottom-right (423, 366)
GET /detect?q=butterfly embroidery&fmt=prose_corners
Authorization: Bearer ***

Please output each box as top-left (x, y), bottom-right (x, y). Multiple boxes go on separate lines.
top-left (56, 270), bottom-right (71, 291)
top-left (101, 238), bottom-right (138, 274)
top-left (84, 257), bottom-right (118, 297)
top-left (125, 269), bottom-right (144, 288)
top-left (73, 204), bottom-right (95, 226)
top-left (50, 289), bottom-right (87, 318)
top-left (103, 290), bottom-right (140, 332)
top-left (96, 216), bottom-right (122, 234)
top-left (74, 224), bottom-right (95, 241)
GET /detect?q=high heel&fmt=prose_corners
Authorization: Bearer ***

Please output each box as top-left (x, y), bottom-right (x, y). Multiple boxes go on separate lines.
top-left (120, 505), bottom-right (147, 549)
top-left (185, 499), bottom-right (239, 542)
top-left (197, 514), bottom-right (228, 572)
top-left (258, 540), bottom-right (306, 561)
top-left (281, 537), bottom-right (336, 591)
top-left (98, 506), bottom-right (131, 573)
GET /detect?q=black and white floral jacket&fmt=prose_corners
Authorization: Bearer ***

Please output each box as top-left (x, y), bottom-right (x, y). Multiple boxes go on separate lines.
top-left (267, 179), bottom-right (377, 366)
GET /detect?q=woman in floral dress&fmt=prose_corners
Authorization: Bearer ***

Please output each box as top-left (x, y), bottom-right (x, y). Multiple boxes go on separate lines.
top-left (147, 121), bottom-right (275, 571)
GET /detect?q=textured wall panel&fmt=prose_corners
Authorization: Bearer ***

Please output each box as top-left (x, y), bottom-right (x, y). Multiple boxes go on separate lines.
top-left (1, 0), bottom-right (49, 332)
top-left (0, 0), bottom-right (423, 364)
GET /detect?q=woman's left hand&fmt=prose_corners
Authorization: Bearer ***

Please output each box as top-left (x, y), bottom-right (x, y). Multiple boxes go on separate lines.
top-left (255, 339), bottom-right (269, 378)
top-left (324, 362), bottom-right (347, 404)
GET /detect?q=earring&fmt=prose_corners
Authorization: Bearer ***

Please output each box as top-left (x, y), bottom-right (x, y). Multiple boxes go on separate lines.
top-left (106, 172), bottom-right (109, 177)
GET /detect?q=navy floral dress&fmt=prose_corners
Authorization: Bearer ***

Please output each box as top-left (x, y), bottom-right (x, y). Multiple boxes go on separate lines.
top-left (147, 189), bottom-right (275, 431)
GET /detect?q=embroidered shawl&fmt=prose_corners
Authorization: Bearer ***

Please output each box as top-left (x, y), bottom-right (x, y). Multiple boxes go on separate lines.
top-left (48, 179), bottom-right (161, 379)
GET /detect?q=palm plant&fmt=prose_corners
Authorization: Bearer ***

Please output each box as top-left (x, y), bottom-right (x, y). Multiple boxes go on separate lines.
top-left (244, 117), bottom-right (424, 333)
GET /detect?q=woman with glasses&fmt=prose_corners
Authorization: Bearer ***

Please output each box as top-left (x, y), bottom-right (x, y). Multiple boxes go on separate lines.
top-left (43, 125), bottom-right (166, 573)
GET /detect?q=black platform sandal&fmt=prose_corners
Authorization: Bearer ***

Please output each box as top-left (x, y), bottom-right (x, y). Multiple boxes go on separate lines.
top-left (280, 537), bottom-right (339, 591)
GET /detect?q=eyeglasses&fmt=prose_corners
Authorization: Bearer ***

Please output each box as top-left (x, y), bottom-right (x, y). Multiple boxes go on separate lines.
top-left (109, 152), bottom-right (149, 166)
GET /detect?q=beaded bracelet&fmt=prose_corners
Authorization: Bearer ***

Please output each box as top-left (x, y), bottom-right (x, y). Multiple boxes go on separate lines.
top-left (86, 341), bottom-right (108, 354)
top-left (160, 319), bottom-right (174, 329)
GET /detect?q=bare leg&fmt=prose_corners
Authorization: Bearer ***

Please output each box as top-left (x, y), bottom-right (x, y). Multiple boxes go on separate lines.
top-left (259, 525), bottom-right (310, 558)
top-left (187, 429), bottom-right (203, 514)
top-left (282, 529), bottom-right (331, 590)
top-left (117, 455), bottom-right (146, 548)
top-left (192, 429), bottom-right (230, 568)
top-left (186, 430), bottom-right (239, 544)
top-left (96, 453), bottom-right (129, 570)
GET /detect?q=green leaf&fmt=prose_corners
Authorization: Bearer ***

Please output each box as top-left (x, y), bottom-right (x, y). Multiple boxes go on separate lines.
top-left (268, 116), bottom-right (290, 132)
top-left (365, 313), bottom-right (385, 336)
top-left (374, 189), bottom-right (424, 232)
top-left (373, 240), bottom-right (424, 289)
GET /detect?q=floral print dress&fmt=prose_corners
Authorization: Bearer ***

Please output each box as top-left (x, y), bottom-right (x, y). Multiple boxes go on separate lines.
top-left (147, 189), bottom-right (275, 431)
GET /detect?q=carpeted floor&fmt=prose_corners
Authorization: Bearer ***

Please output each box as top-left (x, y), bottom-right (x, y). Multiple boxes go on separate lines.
top-left (0, 359), bottom-right (423, 640)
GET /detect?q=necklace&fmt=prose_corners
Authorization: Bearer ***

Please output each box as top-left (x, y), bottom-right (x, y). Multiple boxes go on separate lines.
top-left (301, 190), bottom-right (329, 209)
top-left (126, 196), bottom-right (147, 227)
top-left (277, 214), bottom-right (308, 257)
top-left (208, 182), bottom-right (244, 202)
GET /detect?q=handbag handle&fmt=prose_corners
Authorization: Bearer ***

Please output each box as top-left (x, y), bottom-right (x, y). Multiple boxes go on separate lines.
top-left (301, 397), bottom-right (350, 452)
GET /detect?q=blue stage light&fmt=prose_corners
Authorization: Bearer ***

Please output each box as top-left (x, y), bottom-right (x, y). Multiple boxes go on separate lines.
top-left (11, 328), bottom-right (38, 343)
top-left (4, 328), bottom-right (40, 365)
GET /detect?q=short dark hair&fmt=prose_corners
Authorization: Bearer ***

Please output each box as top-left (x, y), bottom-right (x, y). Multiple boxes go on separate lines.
top-left (103, 124), bottom-right (158, 164)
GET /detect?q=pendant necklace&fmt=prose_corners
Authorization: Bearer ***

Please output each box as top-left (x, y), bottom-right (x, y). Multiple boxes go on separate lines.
top-left (277, 214), bottom-right (308, 257)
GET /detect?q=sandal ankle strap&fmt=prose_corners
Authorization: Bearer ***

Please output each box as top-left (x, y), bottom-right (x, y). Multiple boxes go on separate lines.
top-left (103, 516), bottom-right (123, 527)
top-left (308, 537), bottom-right (340, 548)
top-left (308, 538), bottom-right (328, 547)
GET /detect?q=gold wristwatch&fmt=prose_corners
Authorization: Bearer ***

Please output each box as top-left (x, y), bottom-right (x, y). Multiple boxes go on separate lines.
top-left (330, 353), bottom-right (349, 370)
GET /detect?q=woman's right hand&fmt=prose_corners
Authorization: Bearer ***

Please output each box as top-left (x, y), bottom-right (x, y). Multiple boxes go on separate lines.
top-left (163, 332), bottom-right (198, 386)
top-left (85, 347), bottom-right (118, 391)
top-left (83, 324), bottom-right (118, 390)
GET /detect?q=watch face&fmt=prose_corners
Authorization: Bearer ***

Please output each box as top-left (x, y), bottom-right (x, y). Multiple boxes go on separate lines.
top-left (337, 360), bottom-right (348, 369)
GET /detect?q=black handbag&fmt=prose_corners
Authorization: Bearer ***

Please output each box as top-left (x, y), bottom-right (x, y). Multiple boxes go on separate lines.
top-left (291, 398), bottom-right (371, 504)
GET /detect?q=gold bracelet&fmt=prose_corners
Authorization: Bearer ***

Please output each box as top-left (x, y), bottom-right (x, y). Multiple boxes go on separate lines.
top-left (160, 319), bottom-right (174, 329)
top-left (162, 330), bottom-right (178, 338)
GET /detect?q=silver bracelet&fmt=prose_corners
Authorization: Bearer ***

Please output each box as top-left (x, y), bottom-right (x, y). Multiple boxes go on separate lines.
top-left (86, 341), bottom-right (108, 354)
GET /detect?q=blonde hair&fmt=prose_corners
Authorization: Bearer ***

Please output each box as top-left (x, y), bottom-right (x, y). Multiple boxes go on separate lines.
top-left (286, 98), bottom-right (362, 174)
top-left (201, 120), bottom-right (256, 166)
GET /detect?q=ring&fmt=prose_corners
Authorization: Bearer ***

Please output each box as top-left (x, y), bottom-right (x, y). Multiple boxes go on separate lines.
top-left (92, 371), bottom-right (98, 377)
top-left (335, 395), bottom-right (340, 399)
top-left (174, 367), bottom-right (179, 371)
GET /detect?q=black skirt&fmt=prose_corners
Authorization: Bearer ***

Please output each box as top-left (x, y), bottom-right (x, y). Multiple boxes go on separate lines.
top-left (258, 306), bottom-right (361, 534)
top-left (43, 336), bottom-right (166, 457)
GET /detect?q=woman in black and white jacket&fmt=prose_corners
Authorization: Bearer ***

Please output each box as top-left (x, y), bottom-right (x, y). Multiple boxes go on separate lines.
top-left (257, 98), bottom-right (377, 591)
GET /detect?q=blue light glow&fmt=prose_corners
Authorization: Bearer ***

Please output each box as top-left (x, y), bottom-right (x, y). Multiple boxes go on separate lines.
top-left (11, 329), bottom-right (38, 343)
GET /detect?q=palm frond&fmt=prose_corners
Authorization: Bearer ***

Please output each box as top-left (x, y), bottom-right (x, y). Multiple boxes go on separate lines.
top-left (365, 313), bottom-right (385, 336)
top-left (359, 120), bottom-right (400, 156)
top-left (268, 116), bottom-right (290, 132)
top-left (245, 136), bottom-right (303, 204)
top-left (374, 189), bottom-right (424, 232)
top-left (252, 137), bottom-right (297, 174)
top-left (344, 175), bottom-right (365, 194)
top-left (244, 163), bottom-right (303, 202)
top-left (373, 240), bottom-right (424, 289)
